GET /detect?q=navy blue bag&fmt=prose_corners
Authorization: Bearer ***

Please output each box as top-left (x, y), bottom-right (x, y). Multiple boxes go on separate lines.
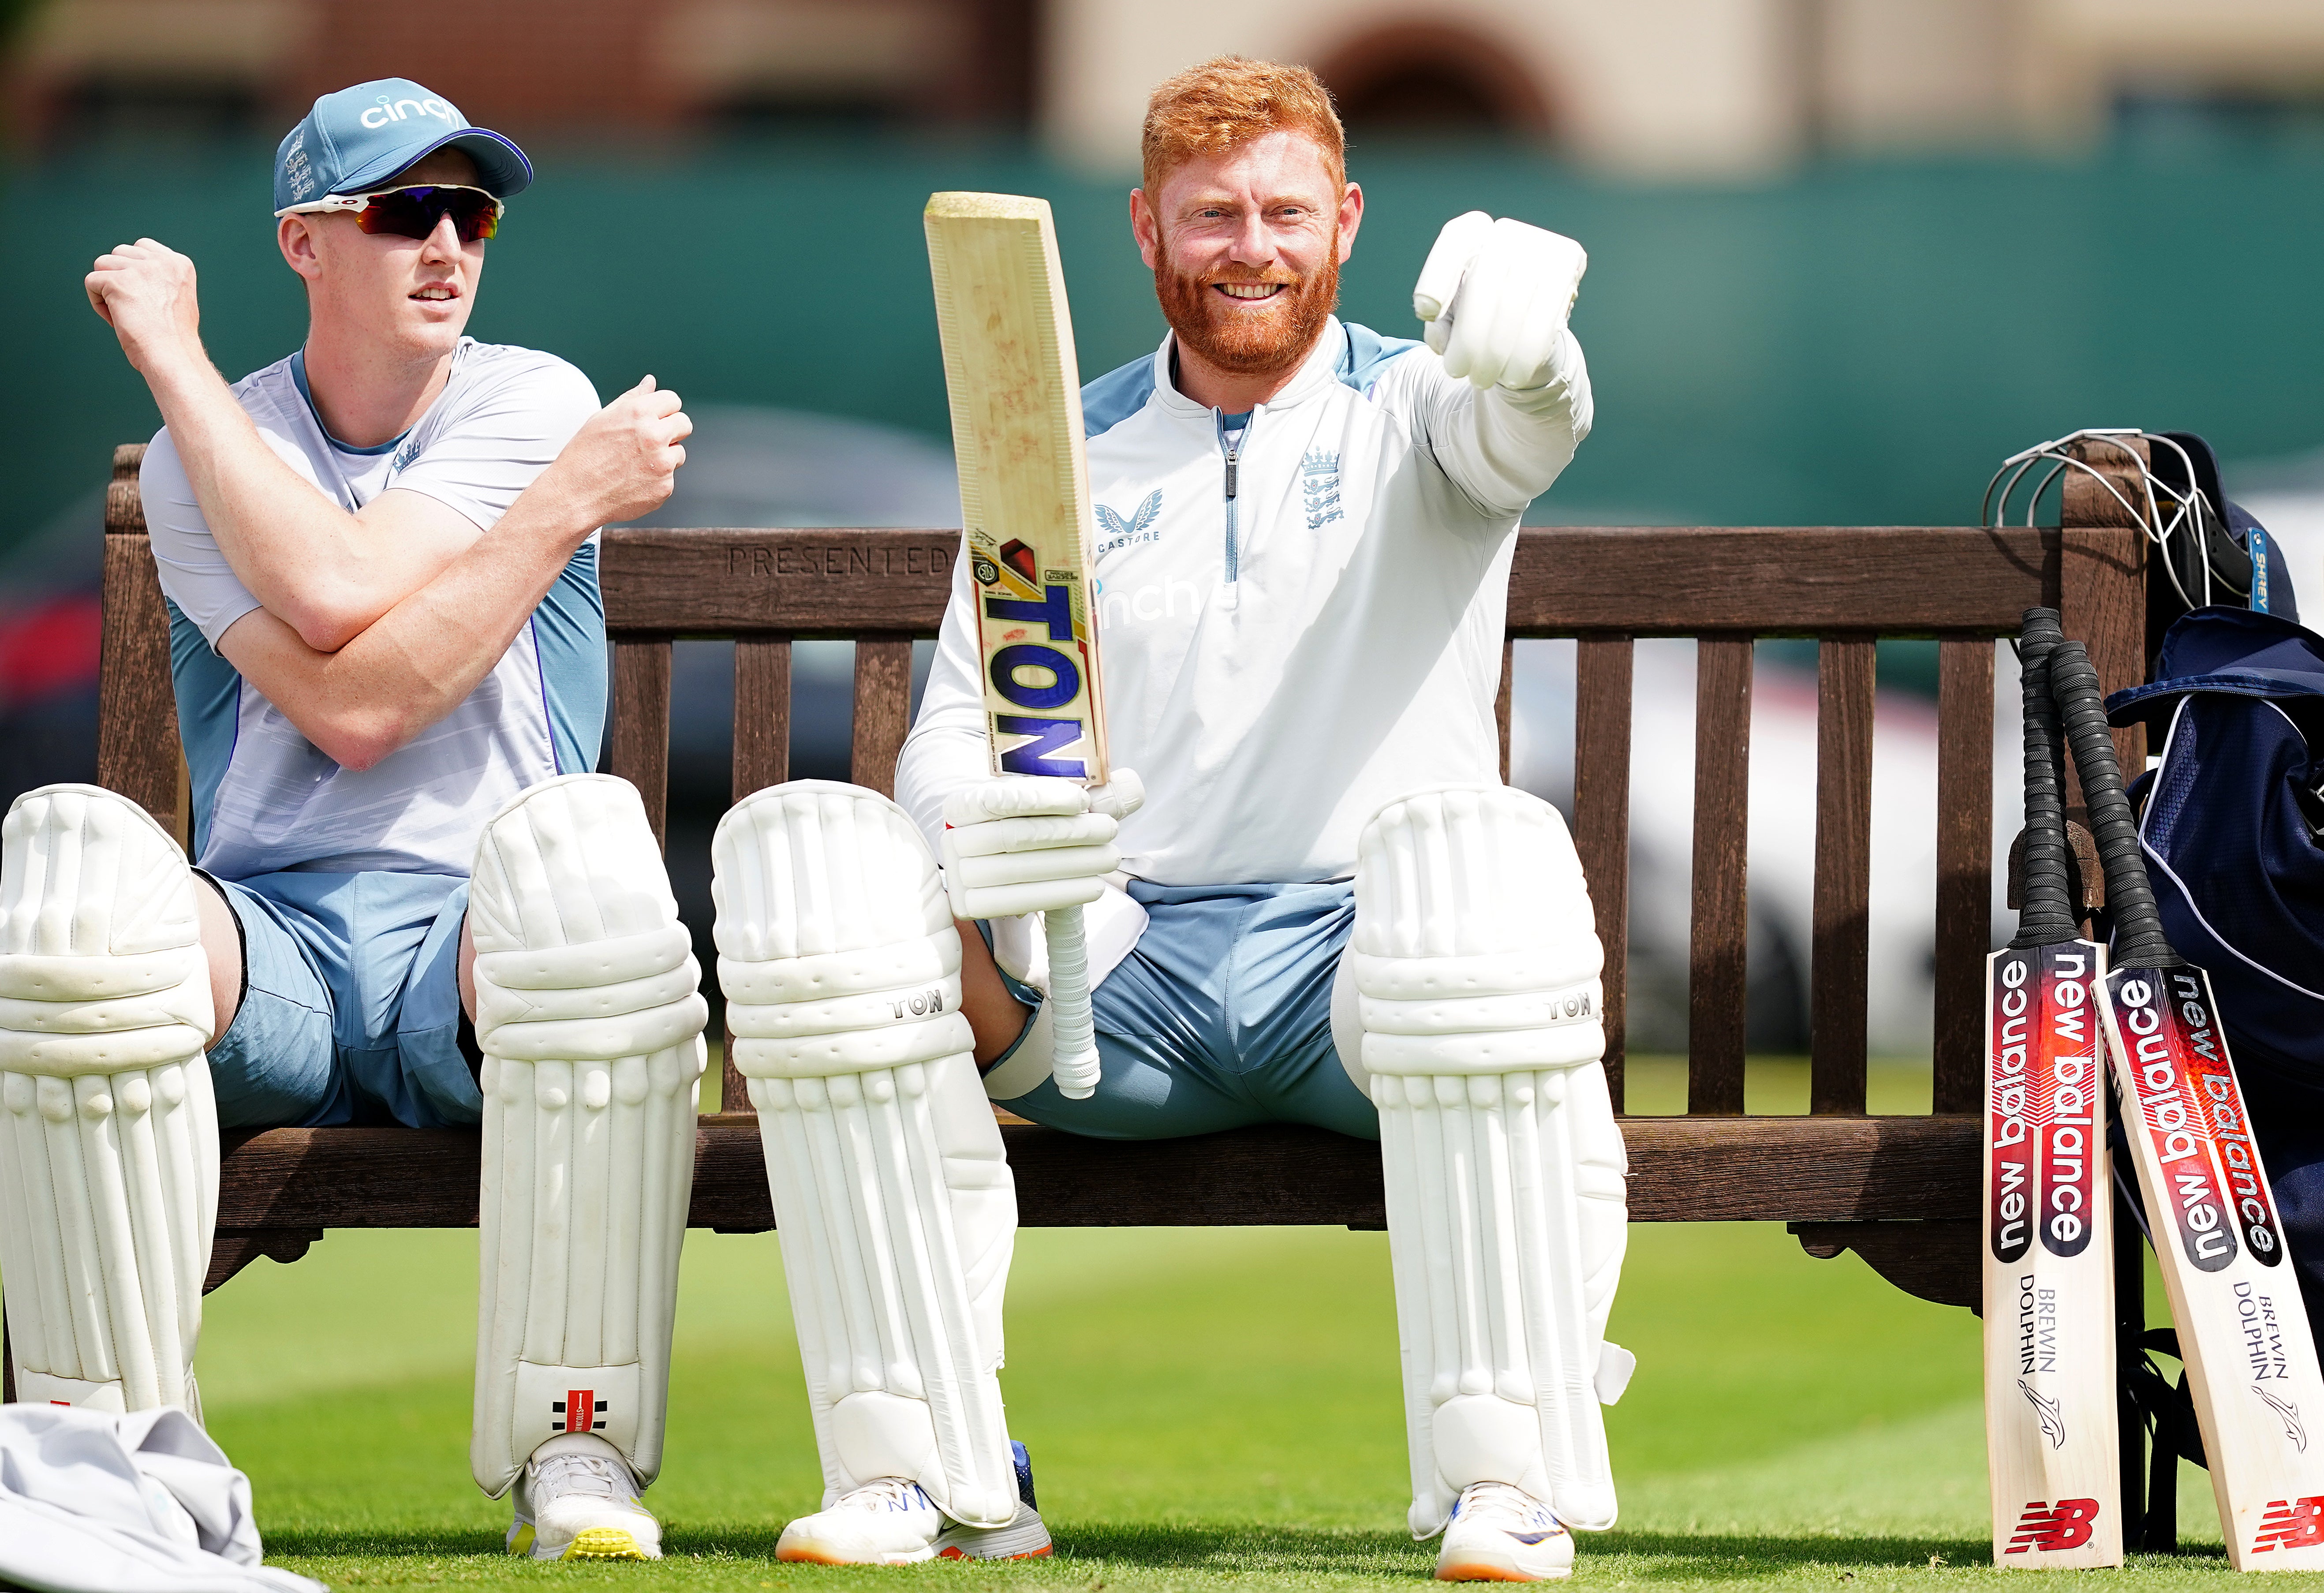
top-left (2108, 607), bottom-right (2324, 1347)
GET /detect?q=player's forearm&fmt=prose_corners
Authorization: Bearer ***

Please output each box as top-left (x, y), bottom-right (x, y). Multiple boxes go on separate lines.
top-left (138, 352), bottom-right (429, 649)
top-left (228, 504), bottom-right (584, 770)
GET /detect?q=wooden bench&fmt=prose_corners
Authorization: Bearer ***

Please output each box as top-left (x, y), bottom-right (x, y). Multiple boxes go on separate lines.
top-left (69, 441), bottom-right (2148, 1327)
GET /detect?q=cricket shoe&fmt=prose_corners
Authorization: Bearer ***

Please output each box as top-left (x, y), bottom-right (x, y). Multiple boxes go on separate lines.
top-left (1435, 1481), bottom-right (1573, 1582)
top-left (506, 1433), bottom-right (661, 1561)
top-left (781, 1442), bottom-right (1054, 1565)
top-left (936, 1441), bottom-right (1053, 1560)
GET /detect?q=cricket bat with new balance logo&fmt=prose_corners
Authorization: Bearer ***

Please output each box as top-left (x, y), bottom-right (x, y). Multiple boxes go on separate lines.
top-left (924, 191), bottom-right (1113, 1098)
top-left (2053, 636), bottom-right (2324, 1568)
top-left (1986, 608), bottom-right (2121, 1568)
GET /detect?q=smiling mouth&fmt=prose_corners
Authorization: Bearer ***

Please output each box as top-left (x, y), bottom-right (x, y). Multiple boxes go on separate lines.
top-left (1213, 282), bottom-right (1285, 301)
top-left (411, 284), bottom-right (459, 302)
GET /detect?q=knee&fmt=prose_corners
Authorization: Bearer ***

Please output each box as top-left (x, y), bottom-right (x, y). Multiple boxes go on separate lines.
top-left (194, 874), bottom-right (243, 1040)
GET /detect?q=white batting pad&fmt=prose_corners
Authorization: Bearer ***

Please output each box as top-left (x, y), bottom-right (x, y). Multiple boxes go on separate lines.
top-left (0, 784), bottom-right (217, 1418)
top-left (1355, 786), bottom-right (1628, 1537)
top-left (714, 781), bottom-right (1019, 1529)
top-left (469, 775), bottom-right (708, 1497)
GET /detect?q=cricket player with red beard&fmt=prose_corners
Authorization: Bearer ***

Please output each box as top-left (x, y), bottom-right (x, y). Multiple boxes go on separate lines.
top-left (712, 56), bottom-right (1623, 1580)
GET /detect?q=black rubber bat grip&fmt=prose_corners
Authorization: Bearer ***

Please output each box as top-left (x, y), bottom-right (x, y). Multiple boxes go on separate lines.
top-left (2012, 607), bottom-right (2078, 949)
top-left (2050, 639), bottom-right (2182, 969)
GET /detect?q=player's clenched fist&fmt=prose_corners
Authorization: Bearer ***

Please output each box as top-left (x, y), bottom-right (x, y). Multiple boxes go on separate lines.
top-left (1412, 212), bottom-right (1587, 391)
top-left (547, 376), bottom-right (692, 527)
top-left (86, 239), bottom-right (206, 376)
top-left (942, 770), bottom-right (1143, 921)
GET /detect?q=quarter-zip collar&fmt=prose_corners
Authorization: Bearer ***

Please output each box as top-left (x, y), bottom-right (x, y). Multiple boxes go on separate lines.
top-left (1147, 317), bottom-right (1349, 423)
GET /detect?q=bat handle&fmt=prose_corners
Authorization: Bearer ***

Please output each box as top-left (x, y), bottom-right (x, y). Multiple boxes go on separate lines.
top-left (1046, 904), bottom-right (1101, 1099)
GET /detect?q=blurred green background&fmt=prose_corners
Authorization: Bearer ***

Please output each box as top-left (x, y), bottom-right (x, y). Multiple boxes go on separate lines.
top-left (11, 138), bottom-right (2324, 549)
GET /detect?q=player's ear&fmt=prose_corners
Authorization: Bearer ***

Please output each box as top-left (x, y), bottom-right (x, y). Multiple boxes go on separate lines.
top-left (278, 215), bottom-right (323, 283)
top-left (1337, 182), bottom-right (1364, 262)
top-left (1130, 188), bottom-right (1161, 270)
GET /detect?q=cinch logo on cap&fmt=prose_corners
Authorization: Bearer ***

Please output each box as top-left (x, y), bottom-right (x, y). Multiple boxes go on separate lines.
top-left (359, 93), bottom-right (460, 131)
top-left (273, 76), bottom-right (532, 214)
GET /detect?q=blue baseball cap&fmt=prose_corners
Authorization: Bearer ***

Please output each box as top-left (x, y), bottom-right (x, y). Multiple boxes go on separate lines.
top-left (274, 79), bottom-right (532, 214)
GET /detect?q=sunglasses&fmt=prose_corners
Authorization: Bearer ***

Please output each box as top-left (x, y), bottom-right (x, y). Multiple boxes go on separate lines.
top-left (276, 184), bottom-right (504, 243)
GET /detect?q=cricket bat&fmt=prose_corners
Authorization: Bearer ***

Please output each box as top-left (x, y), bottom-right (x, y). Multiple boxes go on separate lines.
top-left (2053, 637), bottom-right (2324, 1568)
top-left (924, 191), bottom-right (1111, 1099)
top-left (1986, 609), bottom-right (2122, 1567)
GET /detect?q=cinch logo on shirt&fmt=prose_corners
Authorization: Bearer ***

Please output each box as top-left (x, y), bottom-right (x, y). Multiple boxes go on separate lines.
top-left (362, 94), bottom-right (459, 129)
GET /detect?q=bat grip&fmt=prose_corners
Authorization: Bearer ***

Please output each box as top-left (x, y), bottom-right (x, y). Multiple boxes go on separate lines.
top-left (1045, 905), bottom-right (1101, 1099)
top-left (2013, 607), bottom-right (2079, 949)
top-left (2049, 639), bottom-right (2181, 969)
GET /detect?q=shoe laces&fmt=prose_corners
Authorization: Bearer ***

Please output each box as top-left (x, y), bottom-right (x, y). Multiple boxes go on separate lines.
top-left (838, 1477), bottom-right (935, 1515)
top-left (1453, 1481), bottom-right (1562, 1534)
top-left (533, 1450), bottom-right (636, 1505)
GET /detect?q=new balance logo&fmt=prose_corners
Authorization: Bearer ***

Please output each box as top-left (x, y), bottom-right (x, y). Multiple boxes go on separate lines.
top-left (2251, 1496), bottom-right (2324, 1552)
top-left (2005, 1498), bottom-right (2100, 1553)
top-left (552, 1389), bottom-right (609, 1433)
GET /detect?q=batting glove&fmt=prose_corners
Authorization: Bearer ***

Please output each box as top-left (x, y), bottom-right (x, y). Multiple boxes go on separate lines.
top-left (1412, 212), bottom-right (1588, 391)
top-left (942, 769), bottom-right (1144, 921)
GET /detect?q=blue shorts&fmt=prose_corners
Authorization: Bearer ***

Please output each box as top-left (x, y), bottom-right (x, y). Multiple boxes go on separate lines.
top-left (990, 880), bottom-right (1378, 1142)
top-left (199, 870), bottom-right (482, 1131)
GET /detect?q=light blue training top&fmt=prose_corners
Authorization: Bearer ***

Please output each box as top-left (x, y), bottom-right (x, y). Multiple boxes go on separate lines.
top-left (141, 338), bottom-right (606, 880)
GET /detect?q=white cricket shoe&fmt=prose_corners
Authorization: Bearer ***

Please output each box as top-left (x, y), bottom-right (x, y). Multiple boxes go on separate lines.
top-left (781, 1441), bottom-right (1054, 1565)
top-left (777, 1478), bottom-right (947, 1565)
top-left (506, 1433), bottom-right (661, 1561)
top-left (1435, 1481), bottom-right (1573, 1582)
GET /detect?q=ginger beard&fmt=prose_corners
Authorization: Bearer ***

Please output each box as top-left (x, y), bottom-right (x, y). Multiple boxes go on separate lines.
top-left (1154, 224), bottom-right (1340, 378)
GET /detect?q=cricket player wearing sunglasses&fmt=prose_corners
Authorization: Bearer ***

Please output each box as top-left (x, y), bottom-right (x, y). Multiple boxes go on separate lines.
top-left (18, 79), bottom-right (704, 1560)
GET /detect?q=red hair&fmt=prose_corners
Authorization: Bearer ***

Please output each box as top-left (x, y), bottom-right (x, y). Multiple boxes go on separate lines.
top-left (1142, 56), bottom-right (1346, 196)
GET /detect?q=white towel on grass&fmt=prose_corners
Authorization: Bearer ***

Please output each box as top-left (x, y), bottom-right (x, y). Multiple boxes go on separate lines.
top-left (0, 1404), bottom-right (321, 1593)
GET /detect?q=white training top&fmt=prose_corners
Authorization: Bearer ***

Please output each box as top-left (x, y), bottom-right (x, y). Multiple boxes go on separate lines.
top-left (897, 317), bottom-right (1592, 886)
top-left (142, 338), bottom-right (608, 881)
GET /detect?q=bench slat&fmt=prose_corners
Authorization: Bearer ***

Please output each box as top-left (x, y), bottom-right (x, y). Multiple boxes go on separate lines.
top-left (1688, 637), bottom-right (1753, 1113)
top-left (1495, 639), bottom-right (1513, 782)
top-left (1932, 636), bottom-right (1995, 1113)
top-left (732, 638), bottom-right (792, 801)
top-left (609, 639), bottom-right (673, 848)
top-left (1810, 637), bottom-right (1875, 1114)
top-left (603, 529), bottom-right (957, 636)
top-left (1504, 525), bottom-right (2055, 633)
top-left (1571, 636), bottom-right (1633, 1109)
top-left (99, 454), bottom-right (184, 840)
top-left (600, 525), bottom-right (2096, 639)
top-left (849, 635), bottom-right (913, 798)
top-left (205, 1112), bottom-right (1980, 1250)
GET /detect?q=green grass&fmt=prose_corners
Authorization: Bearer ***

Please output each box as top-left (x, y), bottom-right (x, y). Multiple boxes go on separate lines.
top-left (136, 1063), bottom-right (2276, 1583)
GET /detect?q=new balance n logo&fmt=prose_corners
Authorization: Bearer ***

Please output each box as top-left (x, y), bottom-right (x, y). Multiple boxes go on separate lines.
top-left (2251, 1496), bottom-right (2324, 1552)
top-left (2005, 1498), bottom-right (2100, 1553)
top-left (552, 1389), bottom-right (609, 1433)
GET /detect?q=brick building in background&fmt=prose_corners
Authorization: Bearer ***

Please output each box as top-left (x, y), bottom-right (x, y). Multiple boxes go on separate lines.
top-left (4, 0), bottom-right (1040, 144)
top-left (11, 0), bottom-right (2324, 174)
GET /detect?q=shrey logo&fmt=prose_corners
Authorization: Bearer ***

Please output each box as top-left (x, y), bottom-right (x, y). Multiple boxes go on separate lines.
top-left (2251, 1496), bottom-right (2324, 1552)
top-left (2165, 969), bottom-right (2284, 1266)
top-left (2111, 974), bottom-right (2238, 1273)
top-left (552, 1389), bottom-right (608, 1434)
top-left (2006, 1498), bottom-right (2101, 1554)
